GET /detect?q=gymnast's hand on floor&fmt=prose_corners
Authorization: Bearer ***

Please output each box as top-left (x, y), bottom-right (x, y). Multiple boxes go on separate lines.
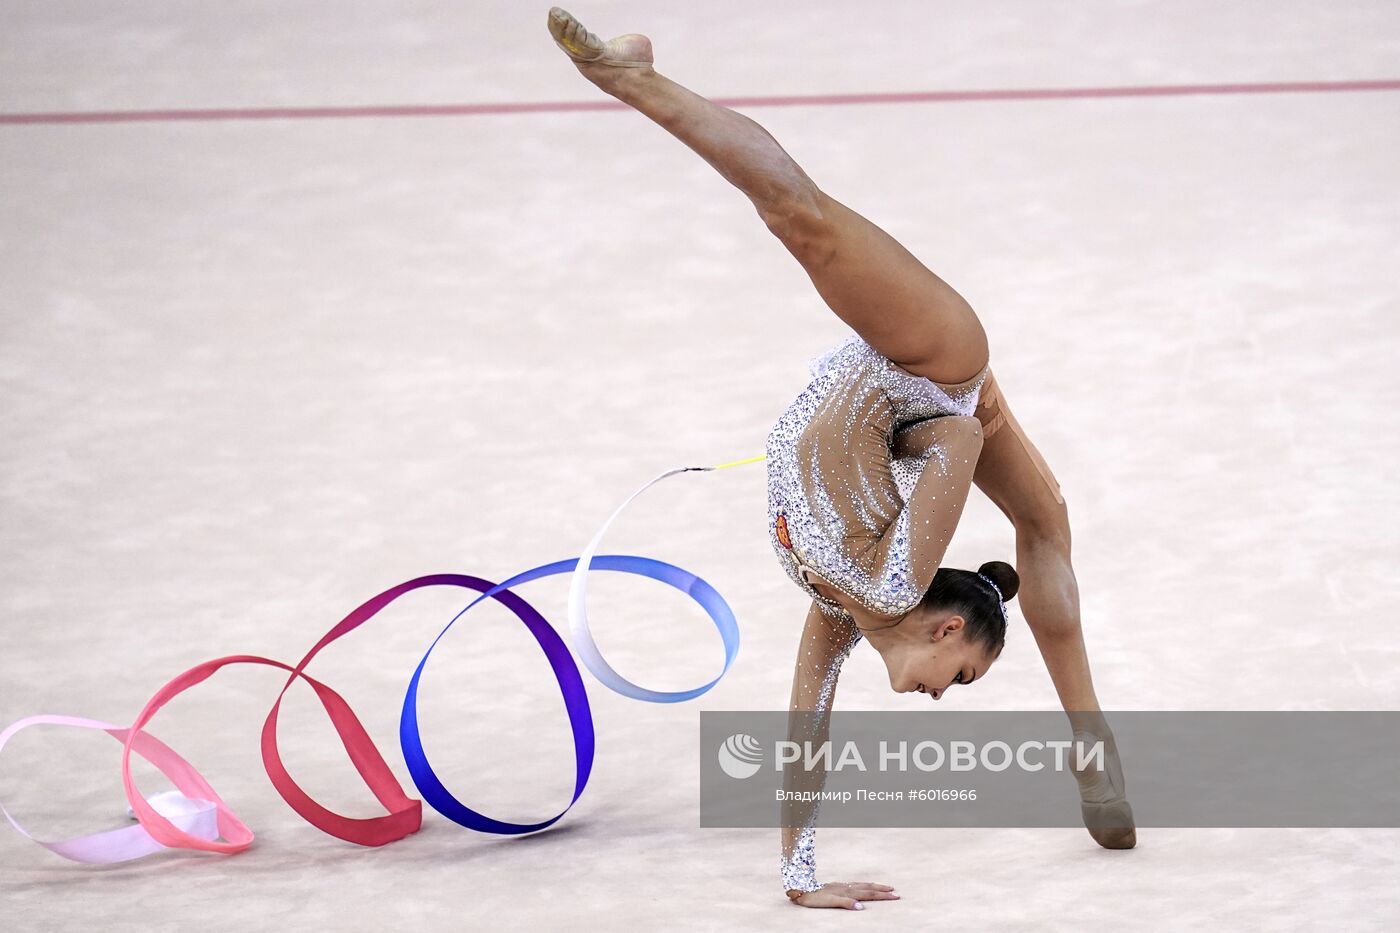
top-left (788, 881), bottom-right (900, 909)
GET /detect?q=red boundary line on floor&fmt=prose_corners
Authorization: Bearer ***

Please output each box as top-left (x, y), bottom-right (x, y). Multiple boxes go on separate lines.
top-left (3, 78), bottom-right (1398, 125)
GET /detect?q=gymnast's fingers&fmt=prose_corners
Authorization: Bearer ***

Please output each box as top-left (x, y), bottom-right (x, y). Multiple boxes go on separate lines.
top-left (791, 888), bottom-right (864, 909)
top-left (835, 881), bottom-right (900, 899)
top-left (816, 881), bottom-right (901, 902)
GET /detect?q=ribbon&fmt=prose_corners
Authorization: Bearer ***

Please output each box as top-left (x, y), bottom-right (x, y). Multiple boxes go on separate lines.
top-left (0, 716), bottom-right (221, 863)
top-left (401, 553), bottom-right (740, 832)
top-left (0, 455), bottom-right (765, 863)
top-left (122, 653), bottom-right (423, 853)
top-left (567, 467), bottom-right (743, 702)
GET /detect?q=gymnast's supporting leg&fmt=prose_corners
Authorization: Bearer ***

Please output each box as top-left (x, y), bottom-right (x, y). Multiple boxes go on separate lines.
top-left (547, 8), bottom-right (990, 384)
top-left (1013, 512), bottom-right (1135, 848)
top-left (971, 384), bottom-right (1136, 848)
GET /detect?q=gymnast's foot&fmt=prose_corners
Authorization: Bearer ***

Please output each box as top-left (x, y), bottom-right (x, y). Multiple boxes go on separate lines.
top-left (547, 6), bottom-right (655, 90)
top-left (1073, 731), bottom-right (1137, 849)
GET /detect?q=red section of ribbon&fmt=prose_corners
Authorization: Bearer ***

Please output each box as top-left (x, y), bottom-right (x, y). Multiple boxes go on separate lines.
top-left (121, 654), bottom-right (421, 853)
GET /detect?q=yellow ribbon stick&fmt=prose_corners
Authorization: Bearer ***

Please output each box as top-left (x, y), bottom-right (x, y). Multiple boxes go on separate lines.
top-left (708, 454), bottom-right (767, 471)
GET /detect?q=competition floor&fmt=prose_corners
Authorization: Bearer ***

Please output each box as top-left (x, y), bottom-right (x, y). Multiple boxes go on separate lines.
top-left (2, 2), bottom-right (1398, 930)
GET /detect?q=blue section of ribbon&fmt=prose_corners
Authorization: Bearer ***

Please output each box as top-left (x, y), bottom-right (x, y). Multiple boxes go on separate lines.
top-left (398, 554), bottom-right (740, 834)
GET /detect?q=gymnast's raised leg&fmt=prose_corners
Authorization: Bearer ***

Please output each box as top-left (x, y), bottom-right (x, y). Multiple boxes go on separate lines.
top-left (546, 7), bottom-right (989, 386)
top-left (546, 6), bottom-right (1134, 849)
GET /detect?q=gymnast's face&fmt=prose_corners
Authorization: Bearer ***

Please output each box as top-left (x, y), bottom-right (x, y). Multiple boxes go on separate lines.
top-left (875, 610), bottom-right (996, 701)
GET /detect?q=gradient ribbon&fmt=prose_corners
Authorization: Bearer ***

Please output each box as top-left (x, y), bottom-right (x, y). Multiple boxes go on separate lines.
top-left (0, 716), bottom-right (221, 863)
top-left (567, 465), bottom-right (749, 702)
top-left (0, 455), bottom-right (765, 862)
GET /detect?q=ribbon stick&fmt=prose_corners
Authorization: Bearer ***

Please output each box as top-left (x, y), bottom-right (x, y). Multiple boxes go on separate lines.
top-left (709, 454), bottom-right (766, 470)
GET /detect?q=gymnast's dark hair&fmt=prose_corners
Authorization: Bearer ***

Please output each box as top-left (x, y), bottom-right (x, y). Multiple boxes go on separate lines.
top-left (920, 560), bottom-right (1019, 654)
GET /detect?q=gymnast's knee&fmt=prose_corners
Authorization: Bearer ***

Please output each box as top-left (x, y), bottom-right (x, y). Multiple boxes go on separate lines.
top-left (1014, 495), bottom-right (1071, 549)
top-left (756, 191), bottom-right (835, 266)
top-left (1015, 520), bottom-right (1082, 638)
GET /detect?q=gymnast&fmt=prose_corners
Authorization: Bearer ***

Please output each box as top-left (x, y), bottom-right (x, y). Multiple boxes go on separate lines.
top-left (547, 7), bottom-right (1136, 909)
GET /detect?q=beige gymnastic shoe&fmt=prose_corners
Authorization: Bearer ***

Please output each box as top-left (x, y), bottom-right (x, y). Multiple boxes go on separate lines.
top-left (547, 7), bottom-right (654, 69)
top-left (1073, 730), bottom-right (1138, 849)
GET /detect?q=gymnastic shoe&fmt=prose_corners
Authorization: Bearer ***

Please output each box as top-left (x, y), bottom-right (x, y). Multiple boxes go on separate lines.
top-left (1073, 729), bottom-right (1137, 849)
top-left (547, 7), bottom-right (654, 69)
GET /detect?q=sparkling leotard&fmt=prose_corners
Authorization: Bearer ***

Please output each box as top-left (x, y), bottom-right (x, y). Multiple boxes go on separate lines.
top-left (764, 333), bottom-right (989, 624)
top-left (768, 333), bottom-right (989, 895)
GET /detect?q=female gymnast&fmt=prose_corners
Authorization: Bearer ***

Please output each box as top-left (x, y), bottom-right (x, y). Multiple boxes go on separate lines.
top-left (547, 7), bottom-right (1136, 909)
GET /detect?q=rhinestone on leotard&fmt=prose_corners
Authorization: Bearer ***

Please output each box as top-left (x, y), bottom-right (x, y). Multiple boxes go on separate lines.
top-left (764, 333), bottom-right (987, 623)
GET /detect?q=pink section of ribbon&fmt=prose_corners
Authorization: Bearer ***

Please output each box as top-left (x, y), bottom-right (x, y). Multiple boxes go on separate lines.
top-left (0, 715), bottom-right (220, 863)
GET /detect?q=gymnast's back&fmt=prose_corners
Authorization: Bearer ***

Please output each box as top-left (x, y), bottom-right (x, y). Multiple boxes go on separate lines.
top-left (764, 333), bottom-right (988, 625)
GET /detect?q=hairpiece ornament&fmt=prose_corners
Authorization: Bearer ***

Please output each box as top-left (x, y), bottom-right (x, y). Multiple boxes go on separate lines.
top-left (976, 572), bottom-right (1009, 623)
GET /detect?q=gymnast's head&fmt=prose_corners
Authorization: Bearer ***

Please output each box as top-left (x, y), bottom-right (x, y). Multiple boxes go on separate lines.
top-left (871, 561), bottom-right (1018, 701)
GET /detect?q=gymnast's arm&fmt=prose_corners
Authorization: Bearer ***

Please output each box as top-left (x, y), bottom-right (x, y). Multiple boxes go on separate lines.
top-left (873, 411), bottom-right (985, 596)
top-left (880, 413), bottom-right (985, 598)
top-left (779, 601), bottom-right (871, 907)
top-left (798, 391), bottom-right (985, 620)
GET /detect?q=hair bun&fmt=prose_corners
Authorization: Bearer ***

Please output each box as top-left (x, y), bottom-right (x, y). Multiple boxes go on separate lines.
top-left (976, 560), bottom-right (1019, 603)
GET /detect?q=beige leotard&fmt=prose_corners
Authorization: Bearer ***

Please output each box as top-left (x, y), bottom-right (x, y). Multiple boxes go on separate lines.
top-left (764, 333), bottom-right (987, 625)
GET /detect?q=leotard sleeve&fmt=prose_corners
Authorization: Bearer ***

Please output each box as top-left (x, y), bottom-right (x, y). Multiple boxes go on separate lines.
top-left (792, 378), bottom-right (984, 620)
top-left (779, 601), bottom-right (862, 898)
